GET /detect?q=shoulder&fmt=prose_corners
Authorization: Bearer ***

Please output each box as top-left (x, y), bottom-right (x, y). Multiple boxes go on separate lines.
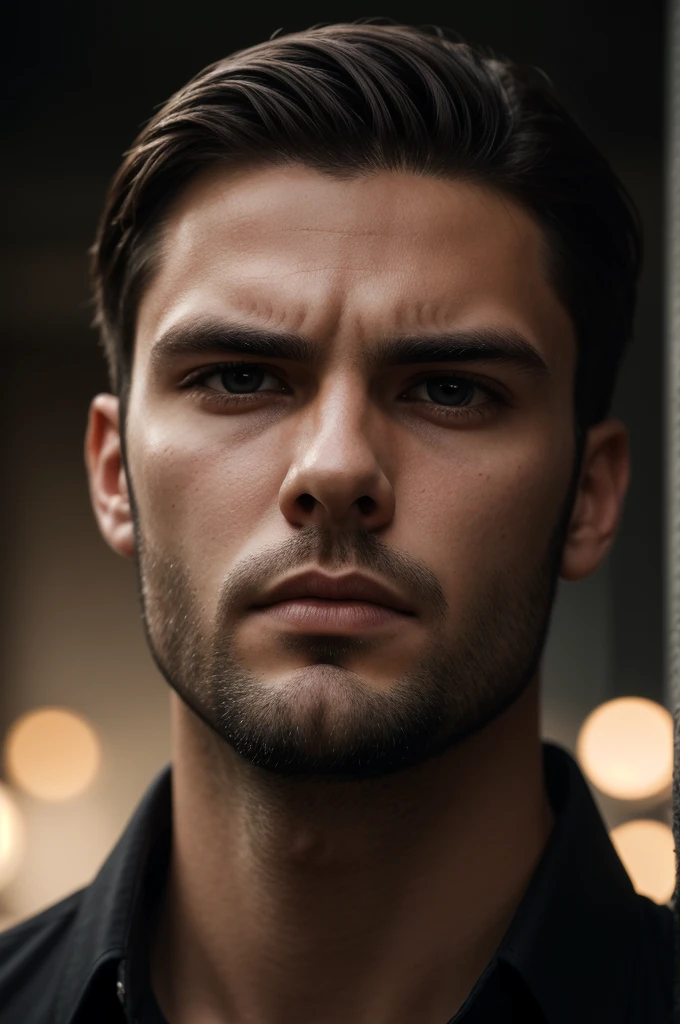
top-left (0, 889), bottom-right (86, 1024)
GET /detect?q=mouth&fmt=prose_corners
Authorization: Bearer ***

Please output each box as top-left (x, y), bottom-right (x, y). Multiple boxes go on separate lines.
top-left (249, 571), bottom-right (416, 633)
top-left (251, 597), bottom-right (413, 634)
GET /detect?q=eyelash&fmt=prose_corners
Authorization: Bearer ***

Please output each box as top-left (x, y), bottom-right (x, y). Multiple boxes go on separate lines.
top-left (179, 361), bottom-right (507, 422)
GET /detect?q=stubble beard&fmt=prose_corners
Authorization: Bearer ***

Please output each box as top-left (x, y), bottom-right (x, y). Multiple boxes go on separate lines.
top-left (128, 486), bottom-right (573, 779)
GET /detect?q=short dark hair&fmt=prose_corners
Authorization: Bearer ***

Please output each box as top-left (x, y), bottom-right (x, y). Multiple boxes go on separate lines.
top-left (89, 21), bottom-right (642, 452)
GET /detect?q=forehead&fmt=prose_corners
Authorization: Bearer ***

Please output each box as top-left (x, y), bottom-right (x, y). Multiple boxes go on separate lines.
top-left (135, 163), bottom-right (575, 374)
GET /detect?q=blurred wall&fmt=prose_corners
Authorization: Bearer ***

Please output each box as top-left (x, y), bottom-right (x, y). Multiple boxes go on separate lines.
top-left (1, 0), bottom-right (666, 924)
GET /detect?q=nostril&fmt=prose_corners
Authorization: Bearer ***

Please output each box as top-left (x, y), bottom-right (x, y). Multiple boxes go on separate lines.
top-left (357, 495), bottom-right (376, 515)
top-left (297, 493), bottom-right (316, 513)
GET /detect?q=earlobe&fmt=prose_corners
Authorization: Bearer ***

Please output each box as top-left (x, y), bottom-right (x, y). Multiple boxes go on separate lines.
top-left (559, 419), bottom-right (630, 583)
top-left (84, 393), bottom-right (136, 560)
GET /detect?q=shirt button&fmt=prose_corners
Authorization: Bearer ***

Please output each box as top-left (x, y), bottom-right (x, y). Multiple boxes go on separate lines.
top-left (117, 979), bottom-right (126, 1004)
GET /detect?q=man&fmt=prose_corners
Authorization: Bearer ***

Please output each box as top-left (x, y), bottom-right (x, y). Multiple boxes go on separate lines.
top-left (0, 21), bottom-right (672, 1024)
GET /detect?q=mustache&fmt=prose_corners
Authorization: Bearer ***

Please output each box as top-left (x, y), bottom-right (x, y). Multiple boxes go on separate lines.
top-left (216, 526), bottom-right (448, 622)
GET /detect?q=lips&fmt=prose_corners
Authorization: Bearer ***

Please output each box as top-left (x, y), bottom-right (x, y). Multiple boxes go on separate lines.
top-left (252, 571), bottom-right (415, 615)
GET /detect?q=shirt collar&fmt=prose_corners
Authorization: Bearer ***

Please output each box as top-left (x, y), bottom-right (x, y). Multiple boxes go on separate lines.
top-left (55, 763), bottom-right (172, 1024)
top-left (54, 743), bottom-right (646, 1024)
top-left (496, 743), bottom-right (644, 1024)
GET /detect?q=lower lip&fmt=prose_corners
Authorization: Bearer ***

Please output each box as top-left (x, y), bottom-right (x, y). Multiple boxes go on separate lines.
top-left (253, 599), bottom-right (410, 632)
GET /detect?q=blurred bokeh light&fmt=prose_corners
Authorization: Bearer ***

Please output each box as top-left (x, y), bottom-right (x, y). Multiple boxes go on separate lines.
top-left (4, 708), bottom-right (101, 802)
top-left (609, 819), bottom-right (675, 904)
top-left (0, 783), bottom-right (25, 890)
top-left (576, 697), bottom-right (673, 800)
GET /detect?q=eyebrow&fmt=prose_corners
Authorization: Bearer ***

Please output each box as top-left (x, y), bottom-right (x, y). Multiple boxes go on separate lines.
top-left (148, 315), bottom-right (551, 380)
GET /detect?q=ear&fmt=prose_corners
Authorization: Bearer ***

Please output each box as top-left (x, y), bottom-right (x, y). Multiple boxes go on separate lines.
top-left (84, 394), bottom-right (135, 559)
top-left (560, 418), bottom-right (630, 582)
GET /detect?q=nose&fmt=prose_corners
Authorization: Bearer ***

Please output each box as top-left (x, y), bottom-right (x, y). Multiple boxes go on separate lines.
top-left (278, 379), bottom-right (395, 533)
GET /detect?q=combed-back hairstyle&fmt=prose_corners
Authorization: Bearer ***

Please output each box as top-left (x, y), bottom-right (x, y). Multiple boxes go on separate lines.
top-left (89, 21), bottom-right (642, 453)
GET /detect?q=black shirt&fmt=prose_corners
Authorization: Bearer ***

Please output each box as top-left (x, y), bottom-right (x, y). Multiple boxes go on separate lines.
top-left (0, 743), bottom-right (673, 1023)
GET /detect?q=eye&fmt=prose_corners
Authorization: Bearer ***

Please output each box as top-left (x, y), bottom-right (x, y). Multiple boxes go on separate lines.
top-left (405, 376), bottom-right (490, 408)
top-left (198, 363), bottom-right (286, 394)
top-left (180, 362), bottom-right (506, 424)
top-left (400, 375), bottom-right (506, 424)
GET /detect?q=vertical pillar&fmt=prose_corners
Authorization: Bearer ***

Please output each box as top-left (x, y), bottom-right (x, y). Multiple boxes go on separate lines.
top-left (665, 0), bottom-right (680, 1005)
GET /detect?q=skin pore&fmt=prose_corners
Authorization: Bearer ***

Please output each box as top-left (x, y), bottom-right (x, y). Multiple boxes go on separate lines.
top-left (85, 164), bottom-right (630, 1024)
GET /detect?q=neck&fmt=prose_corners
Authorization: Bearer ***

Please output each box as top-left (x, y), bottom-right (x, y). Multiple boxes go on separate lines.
top-left (150, 677), bottom-right (554, 1024)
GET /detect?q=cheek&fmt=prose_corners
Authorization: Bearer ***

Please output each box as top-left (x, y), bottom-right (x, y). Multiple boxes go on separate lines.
top-left (405, 440), bottom-right (571, 586)
top-left (128, 417), bottom-right (284, 574)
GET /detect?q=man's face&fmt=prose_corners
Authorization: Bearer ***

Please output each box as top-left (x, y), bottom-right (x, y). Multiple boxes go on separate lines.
top-left (117, 164), bottom-right (580, 777)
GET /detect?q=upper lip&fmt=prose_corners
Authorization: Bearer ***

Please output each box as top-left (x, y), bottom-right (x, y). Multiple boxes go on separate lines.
top-left (252, 571), bottom-right (415, 615)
